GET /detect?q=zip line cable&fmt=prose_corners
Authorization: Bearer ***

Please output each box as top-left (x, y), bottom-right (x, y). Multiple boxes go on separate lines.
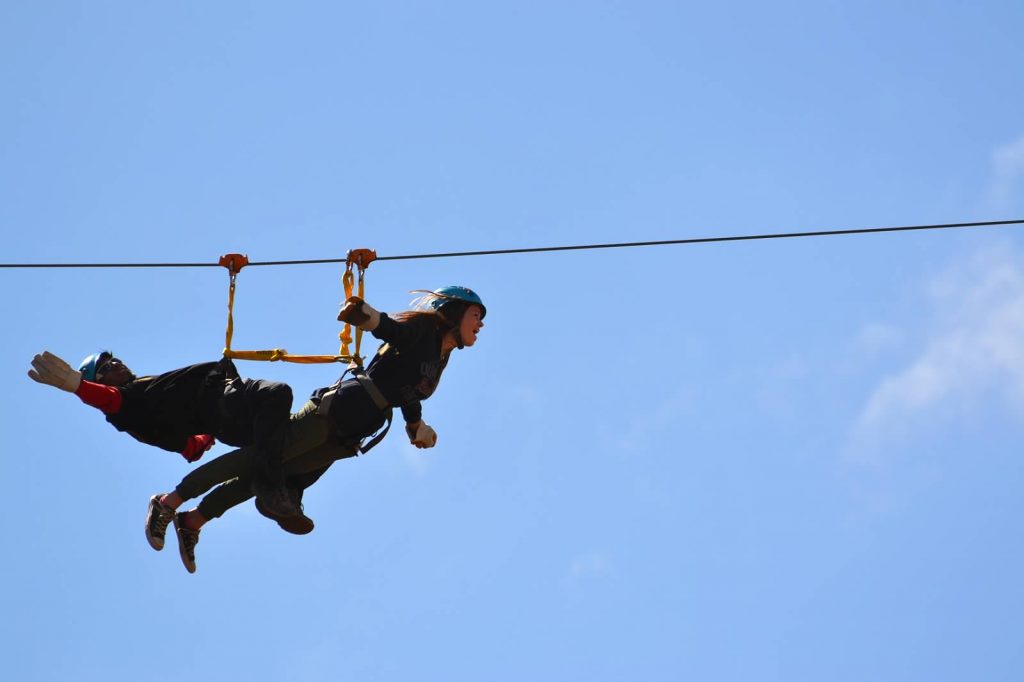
top-left (1, 218), bottom-right (1022, 269)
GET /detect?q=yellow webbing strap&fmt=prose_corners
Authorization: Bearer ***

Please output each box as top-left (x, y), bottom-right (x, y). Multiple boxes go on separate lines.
top-left (339, 248), bottom-right (375, 367)
top-left (221, 253), bottom-right (247, 356)
top-left (355, 260), bottom-right (367, 359)
top-left (339, 266), bottom-right (355, 359)
top-left (219, 250), bottom-right (375, 365)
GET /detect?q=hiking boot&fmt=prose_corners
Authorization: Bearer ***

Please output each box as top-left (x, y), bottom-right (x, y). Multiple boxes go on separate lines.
top-left (172, 513), bottom-right (200, 574)
top-left (256, 494), bottom-right (315, 535)
top-left (251, 479), bottom-right (301, 518)
top-left (145, 494), bottom-right (175, 551)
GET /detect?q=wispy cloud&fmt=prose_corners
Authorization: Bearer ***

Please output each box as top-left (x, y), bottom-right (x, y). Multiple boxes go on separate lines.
top-left (982, 134), bottom-right (1024, 214)
top-left (851, 245), bottom-right (1024, 455)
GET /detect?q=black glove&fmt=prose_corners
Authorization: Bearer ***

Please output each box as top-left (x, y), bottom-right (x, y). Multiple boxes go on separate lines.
top-left (337, 296), bottom-right (380, 330)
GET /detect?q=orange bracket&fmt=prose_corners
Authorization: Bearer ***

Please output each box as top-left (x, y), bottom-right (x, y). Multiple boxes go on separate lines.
top-left (219, 253), bottom-right (249, 275)
top-left (346, 248), bottom-right (377, 270)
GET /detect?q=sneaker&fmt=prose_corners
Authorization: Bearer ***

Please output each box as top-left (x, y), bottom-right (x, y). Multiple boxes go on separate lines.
top-left (172, 513), bottom-right (200, 574)
top-left (251, 480), bottom-right (301, 518)
top-left (256, 495), bottom-right (315, 535)
top-left (145, 494), bottom-right (175, 551)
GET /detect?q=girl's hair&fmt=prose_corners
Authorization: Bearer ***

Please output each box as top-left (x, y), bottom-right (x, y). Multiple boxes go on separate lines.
top-left (391, 309), bottom-right (450, 327)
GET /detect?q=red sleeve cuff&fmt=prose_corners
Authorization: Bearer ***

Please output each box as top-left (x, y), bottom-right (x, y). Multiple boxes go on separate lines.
top-left (181, 434), bottom-right (214, 462)
top-left (75, 380), bottom-right (123, 414)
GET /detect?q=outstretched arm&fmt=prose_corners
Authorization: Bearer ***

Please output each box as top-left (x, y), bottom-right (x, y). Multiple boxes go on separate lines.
top-left (74, 379), bottom-right (123, 414)
top-left (29, 351), bottom-right (127, 414)
top-left (338, 297), bottom-right (431, 350)
top-left (30, 350), bottom-right (212, 461)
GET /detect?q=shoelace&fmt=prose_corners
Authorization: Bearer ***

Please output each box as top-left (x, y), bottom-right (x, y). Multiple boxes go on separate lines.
top-left (154, 510), bottom-right (172, 533)
top-left (179, 527), bottom-right (200, 554)
top-left (151, 505), bottom-right (173, 535)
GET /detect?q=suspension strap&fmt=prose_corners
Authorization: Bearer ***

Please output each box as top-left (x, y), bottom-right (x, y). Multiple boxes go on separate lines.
top-left (339, 248), bottom-right (377, 368)
top-left (220, 253), bottom-right (251, 357)
top-left (218, 248), bottom-right (376, 364)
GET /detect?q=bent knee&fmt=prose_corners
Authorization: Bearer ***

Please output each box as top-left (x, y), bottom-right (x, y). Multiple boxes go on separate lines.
top-left (263, 382), bottom-right (293, 409)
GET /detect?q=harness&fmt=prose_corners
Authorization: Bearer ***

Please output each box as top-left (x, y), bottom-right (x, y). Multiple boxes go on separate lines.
top-left (316, 363), bottom-right (393, 455)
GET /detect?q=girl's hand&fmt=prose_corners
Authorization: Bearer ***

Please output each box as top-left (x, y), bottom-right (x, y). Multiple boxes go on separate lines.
top-left (405, 420), bottom-right (438, 448)
top-left (337, 296), bottom-right (380, 331)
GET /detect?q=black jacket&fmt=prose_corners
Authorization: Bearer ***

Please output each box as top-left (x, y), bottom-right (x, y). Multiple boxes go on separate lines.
top-left (365, 312), bottom-right (451, 424)
top-left (313, 313), bottom-right (452, 438)
top-left (107, 360), bottom-right (253, 453)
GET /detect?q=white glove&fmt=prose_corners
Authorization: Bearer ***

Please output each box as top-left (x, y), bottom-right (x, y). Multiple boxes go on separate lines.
top-left (406, 421), bottom-right (437, 449)
top-left (28, 351), bottom-right (83, 393)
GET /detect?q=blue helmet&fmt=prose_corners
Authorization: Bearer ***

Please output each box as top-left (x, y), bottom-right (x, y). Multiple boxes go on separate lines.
top-left (422, 286), bottom-right (487, 320)
top-left (79, 351), bottom-right (112, 382)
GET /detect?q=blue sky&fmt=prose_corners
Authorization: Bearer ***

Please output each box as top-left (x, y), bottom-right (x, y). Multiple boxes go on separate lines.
top-left (2, 2), bottom-right (1024, 681)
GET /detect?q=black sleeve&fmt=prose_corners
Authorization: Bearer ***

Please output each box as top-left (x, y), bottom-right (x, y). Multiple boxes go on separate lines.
top-left (108, 362), bottom-right (225, 454)
top-left (400, 400), bottom-right (423, 424)
top-left (370, 314), bottom-right (433, 351)
top-left (116, 421), bottom-right (190, 454)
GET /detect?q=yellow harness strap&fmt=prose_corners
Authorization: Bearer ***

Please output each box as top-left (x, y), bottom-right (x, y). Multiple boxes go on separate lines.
top-left (220, 253), bottom-right (249, 356)
top-left (339, 267), bottom-right (354, 359)
top-left (340, 248), bottom-right (375, 367)
top-left (219, 249), bottom-right (376, 365)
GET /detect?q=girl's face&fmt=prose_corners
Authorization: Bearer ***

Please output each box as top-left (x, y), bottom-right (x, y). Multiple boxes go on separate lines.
top-left (459, 305), bottom-right (485, 347)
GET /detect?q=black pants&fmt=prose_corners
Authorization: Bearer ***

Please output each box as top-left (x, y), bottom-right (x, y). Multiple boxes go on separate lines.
top-left (212, 376), bottom-right (293, 487)
top-left (178, 400), bottom-right (359, 520)
top-left (177, 379), bottom-right (389, 521)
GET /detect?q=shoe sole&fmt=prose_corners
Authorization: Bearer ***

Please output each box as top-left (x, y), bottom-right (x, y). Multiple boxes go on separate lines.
top-left (255, 498), bottom-right (315, 535)
top-left (145, 495), bottom-right (166, 551)
top-left (277, 515), bottom-right (315, 535)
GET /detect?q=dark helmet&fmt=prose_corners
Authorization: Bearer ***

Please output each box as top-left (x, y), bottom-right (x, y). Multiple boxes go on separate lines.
top-left (78, 351), bottom-right (113, 382)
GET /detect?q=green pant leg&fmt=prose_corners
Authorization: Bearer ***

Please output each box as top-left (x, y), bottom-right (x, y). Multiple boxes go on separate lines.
top-left (175, 446), bottom-right (256, 501)
top-left (193, 401), bottom-right (332, 520)
top-left (281, 398), bottom-right (362, 474)
top-left (196, 477), bottom-right (255, 520)
top-left (279, 399), bottom-right (334, 464)
top-left (284, 440), bottom-right (359, 476)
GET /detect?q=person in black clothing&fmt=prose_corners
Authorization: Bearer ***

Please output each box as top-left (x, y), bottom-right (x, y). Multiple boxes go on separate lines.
top-left (148, 285), bottom-right (487, 573)
top-left (27, 350), bottom-right (299, 520)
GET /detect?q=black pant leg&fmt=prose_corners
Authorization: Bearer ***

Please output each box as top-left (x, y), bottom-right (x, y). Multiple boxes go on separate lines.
top-left (244, 379), bottom-right (293, 486)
